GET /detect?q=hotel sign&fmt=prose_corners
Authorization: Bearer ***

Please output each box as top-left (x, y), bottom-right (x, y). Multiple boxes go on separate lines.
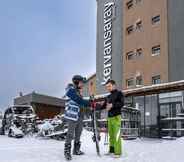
top-left (101, 2), bottom-right (115, 85)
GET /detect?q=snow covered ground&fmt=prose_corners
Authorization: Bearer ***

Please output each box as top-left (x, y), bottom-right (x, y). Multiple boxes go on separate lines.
top-left (0, 130), bottom-right (184, 162)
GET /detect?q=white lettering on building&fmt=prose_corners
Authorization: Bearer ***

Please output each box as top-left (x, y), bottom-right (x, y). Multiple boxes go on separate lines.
top-left (101, 2), bottom-right (115, 85)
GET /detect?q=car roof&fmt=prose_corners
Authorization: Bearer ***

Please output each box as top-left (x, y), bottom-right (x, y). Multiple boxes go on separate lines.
top-left (13, 105), bottom-right (32, 107)
top-left (7, 105), bottom-right (33, 110)
top-left (10, 105), bottom-right (32, 108)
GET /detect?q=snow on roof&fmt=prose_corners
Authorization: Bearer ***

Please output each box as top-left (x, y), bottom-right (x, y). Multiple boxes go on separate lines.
top-left (85, 80), bottom-right (184, 99)
top-left (12, 105), bottom-right (32, 108)
top-left (123, 80), bottom-right (184, 95)
top-left (83, 93), bottom-right (109, 100)
top-left (86, 73), bottom-right (96, 81)
top-left (14, 92), bottom-right (65, 107)
top-left (161, 117), bottom-right (184, 121)
top-left (176, 113), bottom-right (184, 116)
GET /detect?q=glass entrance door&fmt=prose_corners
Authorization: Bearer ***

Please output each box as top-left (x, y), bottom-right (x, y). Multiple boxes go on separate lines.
top-left (160, 102), bottom-right (183, 137)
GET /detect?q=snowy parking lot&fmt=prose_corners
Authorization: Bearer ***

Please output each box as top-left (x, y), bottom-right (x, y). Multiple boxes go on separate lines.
top-left (0, 130), bottom-right (184, 162)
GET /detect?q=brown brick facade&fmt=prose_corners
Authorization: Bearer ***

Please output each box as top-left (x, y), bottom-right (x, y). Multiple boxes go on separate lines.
top-left (123, 0), bottom-right (169, 89)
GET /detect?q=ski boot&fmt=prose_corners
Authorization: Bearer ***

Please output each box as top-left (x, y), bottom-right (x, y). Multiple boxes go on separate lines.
top-left (113, 154), bottom-right (121, 158)
top-left (73, 141), bottom-right (84, 155)
top-left (64, 143), bottom-right (72, 161)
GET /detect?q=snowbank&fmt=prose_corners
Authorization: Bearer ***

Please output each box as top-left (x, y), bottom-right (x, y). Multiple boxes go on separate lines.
top-left (0, 130), bottom-right (184, 162)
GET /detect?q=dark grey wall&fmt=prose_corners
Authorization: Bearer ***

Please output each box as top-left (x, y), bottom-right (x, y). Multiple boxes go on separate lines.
top-left (96, 0), bottom-right (123, 94)
top-left (14, 94), bottom-right (33, 105)
top-left (168, 0), bottom-right (184, 81)
top-left (14, 93), bottom-right (65, 107)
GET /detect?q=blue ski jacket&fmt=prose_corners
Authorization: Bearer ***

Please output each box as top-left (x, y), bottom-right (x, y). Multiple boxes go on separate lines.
top-left (64, 84), bottom-right (90, 121)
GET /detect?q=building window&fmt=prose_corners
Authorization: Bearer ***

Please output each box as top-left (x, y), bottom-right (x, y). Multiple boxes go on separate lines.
top-left (152, 15), bottom-right (160, 25)
top-left (152, 75), bottom-right (161, 84)
top-left (126, 78), bottom-right (134, 87)
top-left (152, 45), bottom-right (160, 56)
top-left (136, 20), bottom-right (143, 31)
top-left (126, 51), bottom-right (135, 60)
top-left (126, 25), bottom-right (134, 35)
top-left (136, 76), bottom-right (143, 86)
top-left (136, 48), bottom-right (143, 57)
top-left (126, 0), bottom-right (133, 9)
top-left (126, 49), bottom-right (143, 60)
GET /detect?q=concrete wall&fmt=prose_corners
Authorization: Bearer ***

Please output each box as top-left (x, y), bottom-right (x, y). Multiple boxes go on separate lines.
top-left (96, 0), bottom-right (123, 94)
top-left (168, 0), bottom-right (184, 81)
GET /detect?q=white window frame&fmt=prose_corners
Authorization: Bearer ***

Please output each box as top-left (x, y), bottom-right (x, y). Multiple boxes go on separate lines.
top-left (126, 51), bottom-right (135, 60)
top-left (135, 20), bottom-right (143, 31)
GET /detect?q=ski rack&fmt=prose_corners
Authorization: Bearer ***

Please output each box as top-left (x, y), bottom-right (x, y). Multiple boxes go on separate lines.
top-left (84, 106), bottom-right (141, 140)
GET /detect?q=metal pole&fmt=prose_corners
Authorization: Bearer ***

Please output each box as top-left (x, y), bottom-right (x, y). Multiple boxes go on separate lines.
top-left (144, 95), bottom-right (146, 137)
top-left (157, 94), bottom-right (161, 138)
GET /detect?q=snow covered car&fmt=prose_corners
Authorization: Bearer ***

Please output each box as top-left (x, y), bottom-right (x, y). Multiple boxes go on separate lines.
top-left (1, 105), bottom-right (37, 138)
top-left (0, 113), bottom-right (3, 135)
top-left (37, 114), bottom-right (68, 140)
top-left (37, 120), bottom-right (55, 137)
top-left (8, 124), bottom-right (24, 138)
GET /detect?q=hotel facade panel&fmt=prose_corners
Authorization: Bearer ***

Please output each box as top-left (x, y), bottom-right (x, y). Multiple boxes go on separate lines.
top-left (96, 0), bottom-right (123, 94)
top-left (95, 0), bottom-right (184, 137)
top-left (96, 0), bottom-right (184, 92)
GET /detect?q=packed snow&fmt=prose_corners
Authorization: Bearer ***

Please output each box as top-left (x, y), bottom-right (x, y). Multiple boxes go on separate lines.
top-left (0, 130), bottom-right (184, 162)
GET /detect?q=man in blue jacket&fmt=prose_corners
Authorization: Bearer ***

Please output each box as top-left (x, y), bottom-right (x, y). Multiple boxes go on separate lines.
top-left (64, 75), bottom-right (91, 161)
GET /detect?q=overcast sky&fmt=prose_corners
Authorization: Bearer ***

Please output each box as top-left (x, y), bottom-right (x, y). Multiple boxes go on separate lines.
top-left (0, 0), bottom-right (96, 110)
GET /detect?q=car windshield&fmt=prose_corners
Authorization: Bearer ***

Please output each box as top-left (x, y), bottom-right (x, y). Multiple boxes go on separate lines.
top-left (13, 106), bottom-right (33, 115)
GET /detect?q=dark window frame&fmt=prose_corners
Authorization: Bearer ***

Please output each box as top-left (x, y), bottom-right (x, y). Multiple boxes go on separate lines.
top-left (126, 78), bottom-right (134, 87)
top-left (136, 76), bottom-right (143, 86)
top-left (126, 0), bottom-right (134, 9)
top-left (136, 48), bottom-right (143, 57)
top-left (152, 45), bottom-right (161, 56)
top-left (126, 25), bottom-right (134, 35)
top-left (152, 15), bottom-right (160, 25)
top-left (152, 75), bottom-right (161, 84)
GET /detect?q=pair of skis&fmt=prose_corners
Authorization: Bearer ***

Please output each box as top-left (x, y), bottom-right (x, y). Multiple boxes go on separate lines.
top-left (90, 95), bottom-right (101, 156)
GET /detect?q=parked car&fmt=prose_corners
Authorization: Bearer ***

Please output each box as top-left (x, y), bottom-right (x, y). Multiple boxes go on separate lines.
top-left (0, 112), bottom-right (3, 135)
top-left (37, 114), bottom-right (67, 141)
top-left (1, 105), bottom-right (37, 138)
